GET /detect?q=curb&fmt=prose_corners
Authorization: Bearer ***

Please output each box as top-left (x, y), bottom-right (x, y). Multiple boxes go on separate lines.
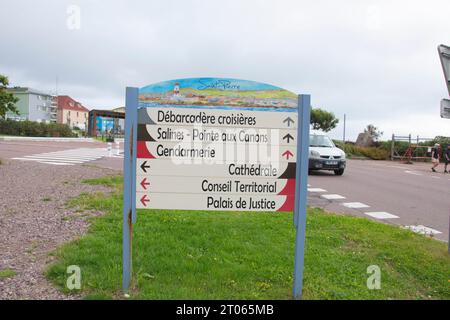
top-left (0, 136), bottom-right (95, 142)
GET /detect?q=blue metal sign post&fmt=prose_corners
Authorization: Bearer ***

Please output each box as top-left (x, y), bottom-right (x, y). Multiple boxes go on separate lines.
top-left (123, 87), bottom-right (138, 293)
top-left (293, 94), bottom-right (311, 299)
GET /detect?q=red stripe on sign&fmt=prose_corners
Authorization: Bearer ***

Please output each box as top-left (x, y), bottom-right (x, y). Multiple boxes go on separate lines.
top-left (137, 141), bottom-right (155, 159)
top-left (277, 179), bottom-right (296, 195)
top-left (277, 195), bottom-right (295, 212)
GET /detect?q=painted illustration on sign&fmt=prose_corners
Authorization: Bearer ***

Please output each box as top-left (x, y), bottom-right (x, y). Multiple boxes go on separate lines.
top-left (139, 77), bottom-right (298, 109)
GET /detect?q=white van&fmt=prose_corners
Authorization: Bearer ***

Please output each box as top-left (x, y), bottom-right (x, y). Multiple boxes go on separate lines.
top-left (309, 132), bottom-right (346, 175)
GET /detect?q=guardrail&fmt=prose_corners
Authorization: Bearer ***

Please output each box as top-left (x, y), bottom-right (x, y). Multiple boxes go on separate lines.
top-left (390, 134), bottom-right (436, 163)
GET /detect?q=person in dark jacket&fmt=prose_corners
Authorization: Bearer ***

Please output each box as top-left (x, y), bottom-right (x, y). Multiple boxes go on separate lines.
top-left (431, 143), bottom-right (440, 172)
top-left (444, 144), bottom-right (450, 173)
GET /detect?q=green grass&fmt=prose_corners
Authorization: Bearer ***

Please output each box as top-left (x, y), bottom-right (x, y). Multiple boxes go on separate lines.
top-left (47, 176), bottom-right (450, 300)
top-left (82, 176), bottom-right (123, 189)
top-left (0, 269), bottom-right (17, 278)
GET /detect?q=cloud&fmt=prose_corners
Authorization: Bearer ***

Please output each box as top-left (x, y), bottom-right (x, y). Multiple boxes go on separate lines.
top-left (1, 0), bottom-right (449, 140)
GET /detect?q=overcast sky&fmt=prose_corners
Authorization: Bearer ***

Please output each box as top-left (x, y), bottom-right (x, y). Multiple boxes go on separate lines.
top-left (1, 0), bottom-right (449, 140)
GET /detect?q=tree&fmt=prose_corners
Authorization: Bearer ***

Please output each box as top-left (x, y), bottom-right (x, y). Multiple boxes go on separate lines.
top-left (310, 108), bottom-right (339, 132)
top-left (364, 124), bottom-right (383, 141)
top-left (0, 75), bottom-right (19, 119)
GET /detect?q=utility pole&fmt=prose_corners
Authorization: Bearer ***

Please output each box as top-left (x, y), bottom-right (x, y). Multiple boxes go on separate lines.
top-left (343, 113), bottom-right (346, 143)
top-left (437, 44), bottom-right (450, 253)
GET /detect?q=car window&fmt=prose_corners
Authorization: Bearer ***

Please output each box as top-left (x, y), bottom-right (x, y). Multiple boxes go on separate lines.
top-left (310, 135), bottom-right (335, 147)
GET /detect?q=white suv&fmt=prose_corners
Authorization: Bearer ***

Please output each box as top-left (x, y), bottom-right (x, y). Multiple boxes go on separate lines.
top-left (309, 133), bottom-right (346, 175)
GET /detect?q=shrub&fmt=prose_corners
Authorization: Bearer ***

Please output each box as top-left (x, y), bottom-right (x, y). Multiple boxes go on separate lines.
top-left (0, 119), bottom-right (76, 137)
top-left (334, 141), bottom-right (389, 160)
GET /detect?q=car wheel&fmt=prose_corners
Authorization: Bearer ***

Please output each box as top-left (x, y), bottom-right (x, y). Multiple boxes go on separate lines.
top-left (334, 169), bottom-right (344, 176)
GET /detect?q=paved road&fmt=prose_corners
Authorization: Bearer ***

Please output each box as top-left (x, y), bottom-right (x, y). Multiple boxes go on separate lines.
top-left (308, 159), bottom-right (450, 241)
top-left (1, 140), bottom-right (448, 241)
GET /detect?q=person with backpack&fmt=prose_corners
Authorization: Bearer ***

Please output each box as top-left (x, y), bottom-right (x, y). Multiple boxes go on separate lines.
top-left (431, 143), bottom-right (440, 172)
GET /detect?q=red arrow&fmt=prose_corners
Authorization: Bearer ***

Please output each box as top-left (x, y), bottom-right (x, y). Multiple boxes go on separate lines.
top-left (140, 194), bottom-right (150, 207)
top-left (140, 178), bottom-right (150, 190)
top-left (282, 150), bottom-right (294, 160)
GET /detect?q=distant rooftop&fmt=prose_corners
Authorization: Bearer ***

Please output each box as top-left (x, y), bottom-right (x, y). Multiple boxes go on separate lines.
top-left (7, 87), bottom-right (54, 96)
top-left (57, 95), bottom-right (90, 112)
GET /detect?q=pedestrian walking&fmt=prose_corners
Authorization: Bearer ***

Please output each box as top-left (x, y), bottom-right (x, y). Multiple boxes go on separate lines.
top-left (431, 143), bottom-right (440, 172)
top-left (444, 144), bottom-right (450, 173)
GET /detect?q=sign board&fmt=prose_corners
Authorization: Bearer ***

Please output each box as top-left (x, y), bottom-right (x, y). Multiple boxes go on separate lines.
top-left (122, 77), bottom-right (310, 299)
top-left (135, 106), bottom-right (297, 211)
top-left (440, 99), bottom-right (450, 119)
top-left (438, 44), bottom-right (450, 97)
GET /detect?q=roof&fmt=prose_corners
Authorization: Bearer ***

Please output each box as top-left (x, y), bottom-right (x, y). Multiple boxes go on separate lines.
top-left (89, 109), bottom-right (125, 119)
top-left (7, 87), bottom-right (53, 96)
top-left (111, 106), bottom-right (125, 113)
top-left (57, 95), bottom-right (89, 112)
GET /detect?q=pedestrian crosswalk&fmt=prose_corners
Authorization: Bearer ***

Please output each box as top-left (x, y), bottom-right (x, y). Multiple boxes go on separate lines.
top-left (12, 148), bottom-right (123, 166)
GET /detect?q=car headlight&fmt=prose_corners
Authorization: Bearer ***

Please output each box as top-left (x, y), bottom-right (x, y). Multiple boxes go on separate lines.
top-left (310, 150), bottom-right (320, 158)
top-left (341, 152), bottom-right (346, 159)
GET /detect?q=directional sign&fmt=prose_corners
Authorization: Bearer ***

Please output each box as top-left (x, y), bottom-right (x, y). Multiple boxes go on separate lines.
top-left (136, 193), bottom-right (294, 211)
top-left (136, 140), bottom-right (296, 162)
top-left (136, 158), bottom-right (296, 178)
top-left (138, 124), bottom-right (297, 145)
top-left (441, 99), bottom-right (450, 119)
top-left (134, 78), bottom-right (298, 212)
top-left (438, 44), bottom-right (450, 97)
top-left (123, 77), bottom-right (310, 299)
top-left (138, 108), bottom-right (297, 129)
top-left (135, 176), bottom-right (295, 195)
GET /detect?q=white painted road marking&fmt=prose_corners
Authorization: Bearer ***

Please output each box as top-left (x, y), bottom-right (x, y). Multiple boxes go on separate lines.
top-left (387, 165), bottom-right (409, 169)
top-left (12, 148), bottom-right (116, 166)
top-left (321, 194), bottom-right (346, 200)
top-left (308, 188), bottom-right (327, 193)
top-left (405, 225), bottom-right (442, 236)
top-left (364, 212), bottom-right (399, 219)
top-left (37, 161), bottom-right (75, 166)
top-left (13, 157), bottom-right (86, 164)
top-left (404, 170), bottom-right (422, 176)
top-left (342, 202), bottom-right (370, 209)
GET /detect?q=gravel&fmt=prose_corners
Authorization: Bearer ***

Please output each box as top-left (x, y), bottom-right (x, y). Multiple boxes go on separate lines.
top-left (0, 159), bottom-right (120, 300)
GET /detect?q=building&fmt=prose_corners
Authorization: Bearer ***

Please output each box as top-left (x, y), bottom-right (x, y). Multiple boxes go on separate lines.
top-left (6, 87), bottom-right (57, 123)
top-left (56, 95), bottom-right (89, 130)
top-left (88, 109), bottom-right (125, 136)
top-left (111, 106), bottom-right (125, 132)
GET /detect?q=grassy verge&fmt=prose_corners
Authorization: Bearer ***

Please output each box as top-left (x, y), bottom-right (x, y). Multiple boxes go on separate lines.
top-left (47, 176), bottom-right (450, 300)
